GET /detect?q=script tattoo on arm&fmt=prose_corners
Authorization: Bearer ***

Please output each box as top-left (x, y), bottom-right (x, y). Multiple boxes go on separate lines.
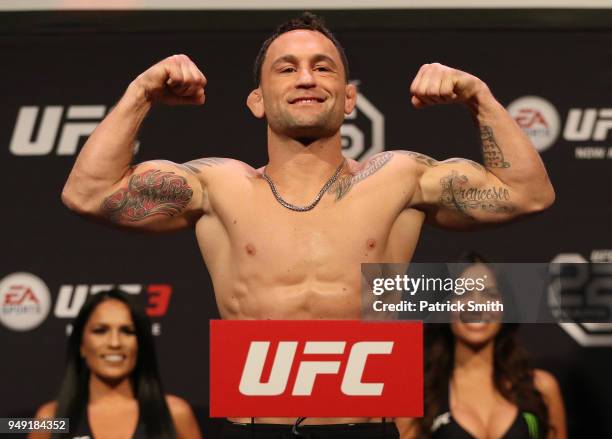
top-left (329, 151), bottom-right (393, 201)
top-left (101, 169), bottom-right (193, 222)
top-left (439, 170), bottom-right (515, 219)
top-left (480, 126), bottom-right (510, 169)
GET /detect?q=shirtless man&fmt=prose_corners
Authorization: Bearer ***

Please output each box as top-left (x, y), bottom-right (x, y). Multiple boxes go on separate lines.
top-left (61, 12), bottom-right (554, 438)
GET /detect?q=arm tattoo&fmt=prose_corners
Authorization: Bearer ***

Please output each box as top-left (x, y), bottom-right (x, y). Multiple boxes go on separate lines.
top-left (440, 170), bottom-right (515, 219)
top-left (181, 157), bottom-right (227, 174)
top-left (102, 169), bottom-right (193, 222)
top-left (398, 151), bottom-right (439, 167)
top-left (397, 151), bottom-right (485, 172)
top-left (480, 126), bottom-right (510, 168)
top-left (328, 151), bottom-right (393, 201)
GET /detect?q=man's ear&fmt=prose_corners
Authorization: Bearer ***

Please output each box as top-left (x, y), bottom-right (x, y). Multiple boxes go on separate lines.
top-left (247, 88), bottom-right (265, 118)
top-left (344, 83), bottom-right (357, 115)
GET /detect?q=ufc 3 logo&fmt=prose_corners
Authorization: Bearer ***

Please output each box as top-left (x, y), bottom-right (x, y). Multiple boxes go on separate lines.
top-left (54, 283), bottom-right (172, 318)
top-left (239, 341), bottom-right (393, 396)
top-left (210, 320), bottom-right (422, 417)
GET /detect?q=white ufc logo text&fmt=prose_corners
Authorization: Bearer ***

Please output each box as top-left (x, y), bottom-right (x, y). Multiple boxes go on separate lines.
top-left (239, 341), bottom-right (393, 396)
top-left (9, 105), bottom-right (107, 156)
top-left (564, 108), bottom-right (612, 141)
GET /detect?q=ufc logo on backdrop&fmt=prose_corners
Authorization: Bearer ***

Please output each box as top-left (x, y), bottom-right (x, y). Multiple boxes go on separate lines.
top-left (210, 320), bottom-right (422, 417)
top-left (9, 106), bottom-right (140, 156)
top-left (564, 108), bottom-right (612, 141)
top-left (9, 105), bottom-right (105, 156)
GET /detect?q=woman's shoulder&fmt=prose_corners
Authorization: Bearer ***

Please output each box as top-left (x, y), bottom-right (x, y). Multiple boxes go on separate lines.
top-left (533, 369), bottom-right (562, 399)
top-left (164, 395), bottom-right (195, 419)
top-left (34, 401), bottom-right (57, 419)
top-left (164, 395), bottom-right (202, 439)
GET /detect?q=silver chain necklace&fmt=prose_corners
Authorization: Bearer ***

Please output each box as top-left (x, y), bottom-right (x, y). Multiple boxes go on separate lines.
top-left (262, 159), bottom-right (345, 212)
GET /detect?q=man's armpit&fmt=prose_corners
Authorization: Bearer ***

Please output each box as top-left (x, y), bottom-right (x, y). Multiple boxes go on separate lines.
top-left (101, 169), bottom-right (194, 222)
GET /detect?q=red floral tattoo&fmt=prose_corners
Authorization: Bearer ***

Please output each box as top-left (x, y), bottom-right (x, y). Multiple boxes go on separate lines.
top-left (102, 169), bottom-right (193, 222)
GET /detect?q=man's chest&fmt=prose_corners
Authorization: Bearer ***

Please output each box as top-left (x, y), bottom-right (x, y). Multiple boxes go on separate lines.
top-left (202, 170), bottom-right (420, 264)
top-left (226, 202), bottom-right (390, 265)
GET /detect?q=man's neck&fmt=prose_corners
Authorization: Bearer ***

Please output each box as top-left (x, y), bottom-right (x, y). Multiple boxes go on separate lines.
top-left (265, 128), bottom-right (345, 198)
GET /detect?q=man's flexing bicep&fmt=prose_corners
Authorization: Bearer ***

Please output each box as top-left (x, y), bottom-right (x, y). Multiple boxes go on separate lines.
top-left (61, 54), bottom-right (211, 231)
top-left (403, 63), bottom-right (554, 229)
top-left (63, 159), bottom-right (208, 232)
top-left (98, 161), bottom-right (205, 230)
top-left (402, 152), bottom-right (528, 229)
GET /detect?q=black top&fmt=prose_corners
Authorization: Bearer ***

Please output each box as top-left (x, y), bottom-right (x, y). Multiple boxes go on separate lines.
top-left (431, 387), bottom-right (541, 439)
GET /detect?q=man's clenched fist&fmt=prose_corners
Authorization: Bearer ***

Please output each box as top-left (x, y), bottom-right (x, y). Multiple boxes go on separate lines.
top-left (410, 63), bottom-right (489, 109)
top-left (132, 54), bottom-right (206, 106)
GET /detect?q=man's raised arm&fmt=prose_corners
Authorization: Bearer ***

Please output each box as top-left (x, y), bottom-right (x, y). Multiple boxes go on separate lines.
top-left (404, 63), bottom-right (555, 229)
top-left (61, 55), bottom-right (209, 231)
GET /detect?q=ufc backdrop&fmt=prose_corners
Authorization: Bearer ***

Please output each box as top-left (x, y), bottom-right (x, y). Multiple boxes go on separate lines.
top-left (0, 8), bottom-right (611, 437)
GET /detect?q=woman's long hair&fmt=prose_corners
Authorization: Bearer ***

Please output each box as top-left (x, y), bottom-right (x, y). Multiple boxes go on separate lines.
top-left (419, 254), bottom-right (550, 438)
top-left (421, 324), bottom-right (550, 438)
top-left (52, 289), bottom-right (176, 439)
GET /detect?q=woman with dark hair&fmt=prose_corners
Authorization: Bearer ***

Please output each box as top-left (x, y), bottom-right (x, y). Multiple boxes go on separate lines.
top-left (397, 259), bottom-right (566, 439)
top-left (29, 289), bottom-right (202, 439)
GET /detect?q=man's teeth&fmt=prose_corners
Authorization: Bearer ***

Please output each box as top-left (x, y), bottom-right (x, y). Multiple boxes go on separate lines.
top-left (102, 354), bottom-right (125, 362)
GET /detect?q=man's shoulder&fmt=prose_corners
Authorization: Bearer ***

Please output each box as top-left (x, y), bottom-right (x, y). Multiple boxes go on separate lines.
top-left (385, 150), bottom-right (438, 168)
top-left (352, 150), bottom-right (421, 180)
top-left (182, 157), bottom-right (258, 178)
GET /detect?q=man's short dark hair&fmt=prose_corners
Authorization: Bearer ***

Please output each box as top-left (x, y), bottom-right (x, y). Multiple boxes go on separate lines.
top-left (253, 12), bottom-right (350, 86)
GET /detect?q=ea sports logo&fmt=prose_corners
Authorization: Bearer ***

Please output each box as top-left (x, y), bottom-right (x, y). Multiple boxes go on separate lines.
top-left (507, 96), bottom-right (561, 152)
top-left (0, 272), bottom-right (51, 331)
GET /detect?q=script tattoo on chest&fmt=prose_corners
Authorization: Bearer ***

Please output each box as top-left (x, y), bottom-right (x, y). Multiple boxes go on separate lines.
top-left (480, 126), bottom-right (510, 169)
top-left (439, 170), bottom-right (515, 219)
top-left (328, 151), bottom-right (393, 201)
top-left (101, 169), bottom-right (193, 222)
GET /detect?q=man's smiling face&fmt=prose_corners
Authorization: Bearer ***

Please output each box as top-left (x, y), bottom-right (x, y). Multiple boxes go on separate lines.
top-left (252, 29), bottom-right (355, 141)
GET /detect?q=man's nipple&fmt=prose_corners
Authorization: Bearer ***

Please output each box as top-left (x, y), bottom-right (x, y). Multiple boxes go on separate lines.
top-left (245, 243), bottom-right (257, 256)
